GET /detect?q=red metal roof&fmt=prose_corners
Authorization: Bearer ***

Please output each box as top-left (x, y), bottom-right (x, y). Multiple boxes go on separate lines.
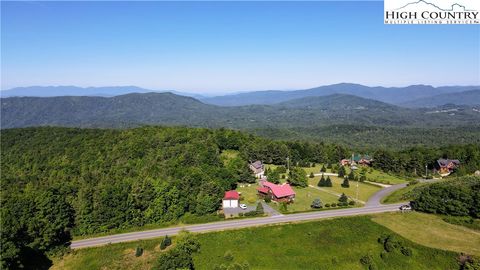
top-left (261, 181), bottom-right (295, 198)
top-left (257, 187), bottom-right (269, 194)
top-left (223, 190), bottom-right (239, 200)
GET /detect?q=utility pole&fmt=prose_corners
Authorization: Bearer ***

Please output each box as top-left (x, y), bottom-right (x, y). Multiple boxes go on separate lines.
top-left (286, 157), bottom-right (290, 178)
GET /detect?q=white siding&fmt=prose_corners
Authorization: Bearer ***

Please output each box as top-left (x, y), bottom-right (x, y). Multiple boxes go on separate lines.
top-left (222, 199), bottom-right (238, 208)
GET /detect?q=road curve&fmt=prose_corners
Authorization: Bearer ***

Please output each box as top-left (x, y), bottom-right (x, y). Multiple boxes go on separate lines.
top-left (71, 203), bottom-right (404, 249)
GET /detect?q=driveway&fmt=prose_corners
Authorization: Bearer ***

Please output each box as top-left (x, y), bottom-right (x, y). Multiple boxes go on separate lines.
top-left (261, 201), bottom-right (283, 217)
top-left (223, 204), bottom-right (256, 217)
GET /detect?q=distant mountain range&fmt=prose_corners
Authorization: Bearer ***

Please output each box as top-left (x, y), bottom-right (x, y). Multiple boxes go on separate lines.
top-left (400, 89), bottom-right (480, 108)
top-left (0, 86), bottom-right (205, 99)
top-left (2, 92), bottom-right (479, 129)
top-left (2, 83), bottom-right (479, 108)
top-left (200, 83), bottom-right (480, 107)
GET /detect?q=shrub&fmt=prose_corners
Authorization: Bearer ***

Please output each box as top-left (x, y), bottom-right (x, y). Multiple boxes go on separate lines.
top-left (264, 194), bottom-right (272, 203)
top-left (224, 250), bottom-right (234, 261)
top-left (309, 172), bottom-right (315, 178)
top-left (135, 247), bottom-right (143, 257)
top-left (401, 246), bottom-right (412, 256)
top-left (341, 177), bottom-right (350, 188)
top-left (349, 200), bottom-right (355, 206)
top-left (238, 212), bottom-right (244, 217)
top-left (360, 254), bottom-right (373, 265)
top-left (311, 198), bottom-right (322, 209)
top-left (160, 235), bottom-right (172, 250)
top-left (256, 203), bottom-right (264, 215)
top-left (218, 213), bottom-right (225, 219)
top-left (325, 204), bottom-right (330, 208)
top-left (280, 202), bottom-right (288, 212)
top-left (320, 165), bottom-right (327, 172)
top-left (331, 203), bottom-right (337, 207)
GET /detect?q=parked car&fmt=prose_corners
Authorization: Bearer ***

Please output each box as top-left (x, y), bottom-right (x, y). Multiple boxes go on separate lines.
top-left (399, 204), bottom-right (412, 211)
top-left (239, 204), bottom-right (247, 210)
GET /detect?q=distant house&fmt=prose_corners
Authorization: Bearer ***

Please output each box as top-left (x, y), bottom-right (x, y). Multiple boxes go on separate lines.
top-left (249, 160), bottom-right (265, 178)
top-left (435, 159), bottom-right (460, 176)
top-left (222, 190), bottom-right (240, 208)
top-left (340, 154), bottom-right (372, 166)
top-left (257, 180), bottom-right (295, 203)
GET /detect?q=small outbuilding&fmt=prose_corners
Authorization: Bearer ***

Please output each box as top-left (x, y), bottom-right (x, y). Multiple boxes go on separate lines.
top-left (222, 190), bottom-right (240, 208)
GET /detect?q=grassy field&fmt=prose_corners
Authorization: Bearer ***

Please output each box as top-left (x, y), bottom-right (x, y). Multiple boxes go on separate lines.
top-left (237, 183), bottom-right (261, 205)
top-left (51, 237), bottom-right (166, 270)
top-left (372, 212), bottom-right (480, 256)
top-left (268, 186), bottom-right (343, 213)
top-left (362, 168), bottom-right (408, 184)
top-left (54, 215), bottom-right (460, 270)
top-left (308, 175), bottom-right (381, 202)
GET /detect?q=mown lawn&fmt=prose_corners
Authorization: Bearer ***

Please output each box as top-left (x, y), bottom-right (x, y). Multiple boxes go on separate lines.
top-left (268, 186), bottom-right (356, 213)
top-left (308, 175), bottom-right (381, 202)
top-left (193, 216), bottom-right (459, 270)
top-left (362, 169), bottom-right (408, 184)
top-left (381, 183), bottom-right (424, 204)
top-left (237, 183), bottom-right (260, 205)
top-left (53, 215), bottom-right (463, 270)
top-left (372, 212), bottom-right (480, 256)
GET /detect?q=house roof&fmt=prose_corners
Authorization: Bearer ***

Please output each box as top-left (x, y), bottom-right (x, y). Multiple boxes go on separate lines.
top-left (251, 161), bottom-right (263, 170)
top-left (262, 181), bottom-right (295, 198)
top-left (223, 190), bottom-right (239, 200)
top-left (257, 187), bottom-right (269, 194)
top-left (437, 159), bottom-right (460, 167)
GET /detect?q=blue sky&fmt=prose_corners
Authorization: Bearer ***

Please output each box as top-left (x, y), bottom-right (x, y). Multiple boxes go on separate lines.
top-left (1, 1), bottom-right (479, 93)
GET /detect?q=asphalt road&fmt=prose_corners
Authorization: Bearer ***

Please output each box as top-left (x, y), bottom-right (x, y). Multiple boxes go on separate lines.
top-left (71, 202), bottom-right (404, 249)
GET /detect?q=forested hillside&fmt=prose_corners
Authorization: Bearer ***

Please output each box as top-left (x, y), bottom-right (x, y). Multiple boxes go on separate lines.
top-left (2, 92), bottom-right (480, 132)
top-left (1, 126), bottom-right (479, 268)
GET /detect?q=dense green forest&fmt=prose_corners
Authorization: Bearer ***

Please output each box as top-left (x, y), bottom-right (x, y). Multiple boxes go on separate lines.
top-left (1, 126), bottom-right (480, 268)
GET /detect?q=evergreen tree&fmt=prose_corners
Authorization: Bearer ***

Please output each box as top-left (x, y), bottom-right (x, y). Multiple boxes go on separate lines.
top-left (341, 177), bottom-right (350, 188)
top-left (325, 176), bottom-right (333, 187)
top-left (339, 193), bottom-right (349, 204)
top-left (348, 170), bottom-right (355, 180)
top-left (320, 165), bottom-right (327, 172)
top-left (317, 174), bottom-right (326, 187)
top-left (256, 202), bottom-right (264, 215)
top-left (309, 172), bottom-right (315, 178)
top-left (338, 166), bottom-right (346, 177)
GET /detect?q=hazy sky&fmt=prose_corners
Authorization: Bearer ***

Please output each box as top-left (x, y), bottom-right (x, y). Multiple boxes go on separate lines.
top-left (2, 1), bottom-right (479, 93)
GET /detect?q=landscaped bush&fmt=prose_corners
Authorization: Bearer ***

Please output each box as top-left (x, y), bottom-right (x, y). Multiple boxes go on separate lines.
top-left (135, 247), bottom-right (144, 257)
top-left (349, 201), bottom-right (355, 206)
top-left (325, 204), bottom-right (331, 208)
top-left (331, 203), bottom-right (337, 207)
top-left (160, 235), bottom-right (172, 250)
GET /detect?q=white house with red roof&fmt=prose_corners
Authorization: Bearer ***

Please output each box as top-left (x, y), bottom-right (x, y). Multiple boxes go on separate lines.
top-left (257, 180), bottom-right (296, 203)
top-left (222, 190), bottom-right (240, 208)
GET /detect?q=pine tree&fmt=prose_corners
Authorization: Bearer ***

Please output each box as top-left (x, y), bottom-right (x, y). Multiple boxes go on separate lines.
top-left (320, 165), bottom-right (327, 172)
top-left (348, 170), bottom-right (355, 180)
top-left (338, 166), bottom-right (346, 177)
top-left (325, 176), bottom-right (333, 187)
top-left (339, 193), bottom-right (348, 204)
top-left (309, 172), bottom-right (315, 178)
top-left (256, 202), bottom-right (264, 214)
top-left (317, 174), bottom-right (326, 187)
top-left (341, 177), bottom-right (350, 188)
